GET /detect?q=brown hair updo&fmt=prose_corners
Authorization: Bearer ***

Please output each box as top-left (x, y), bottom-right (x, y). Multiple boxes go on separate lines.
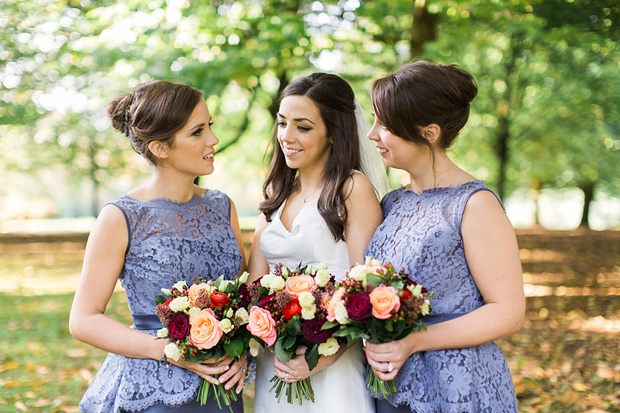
top-left (370, 60), bottom-right (477, 150)
top-left (107, 80), bottom-right (204, 165)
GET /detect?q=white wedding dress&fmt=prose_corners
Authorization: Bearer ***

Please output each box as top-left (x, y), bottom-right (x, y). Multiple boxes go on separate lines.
top-left (253, 197), bottom-right (375, 413)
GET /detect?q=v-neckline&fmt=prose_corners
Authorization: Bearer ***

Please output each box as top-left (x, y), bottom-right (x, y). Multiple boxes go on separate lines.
top-left (276, 197), bottom-right (317, 234)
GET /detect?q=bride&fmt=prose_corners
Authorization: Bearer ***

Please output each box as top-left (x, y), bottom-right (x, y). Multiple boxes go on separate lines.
top-left (247, 72), bottom-right (389, 413)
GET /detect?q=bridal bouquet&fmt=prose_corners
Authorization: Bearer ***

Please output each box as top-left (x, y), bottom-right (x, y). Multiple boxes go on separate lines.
top-left (154, 272), bottom-right (252, 411)
top-left (246, 263), bottom-right (341, 405)
top-left (323, 257), bottom-right (434, 398)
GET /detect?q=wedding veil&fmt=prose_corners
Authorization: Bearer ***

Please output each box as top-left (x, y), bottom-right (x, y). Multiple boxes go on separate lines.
top-left (354, 101), bottom-right (390, 199)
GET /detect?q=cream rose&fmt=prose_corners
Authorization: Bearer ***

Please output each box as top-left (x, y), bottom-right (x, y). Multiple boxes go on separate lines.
top-left (219, 318), bottom-right (234, 334)
top-left (268, 275), bottom-right (286, 291)
top-left (169, 296), bottom-right (190, 312)
top-left (318, 337), bottom-right (340, 356)
top-left (314, 269), bottom-right (331, 287)
top-left (164, 341), bottom-right (182, 361)
top-left (235, 307), bottom-right (249, 325)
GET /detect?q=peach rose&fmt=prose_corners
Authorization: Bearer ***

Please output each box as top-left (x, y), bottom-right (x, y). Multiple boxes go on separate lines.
top-left (188, 283), bottom-right (211, 306)
top-left (189, 308), bottom-right (223, 350)
top-left (284, 275), bottom-right (316, 297)
top-left (326, 287), bottom-right (346, 322)
top-left (369, 285), bottom-right (400, 320)
top-left (247, 306), bottom-right (277, 346)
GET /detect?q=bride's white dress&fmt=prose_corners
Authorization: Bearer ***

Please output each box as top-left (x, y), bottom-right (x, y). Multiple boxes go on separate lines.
top-left (253, 197), bottom-right (375, 413)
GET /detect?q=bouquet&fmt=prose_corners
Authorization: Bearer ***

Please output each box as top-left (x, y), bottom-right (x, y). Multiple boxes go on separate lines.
top-left (323, 257), bottom-right (433, 398)
top-left (154, 272), bottom-right (252, 411)
top-left (246, 263), bottom-right (341, 405)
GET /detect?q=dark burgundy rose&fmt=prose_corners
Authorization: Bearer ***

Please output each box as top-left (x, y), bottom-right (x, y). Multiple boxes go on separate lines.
top-left (282, 298), bottom-right (302, 321)
top-left (238, 283), bottom-right (251, 307)
top-left (345, 291), bottom-right (372, 321)
top-left (301, 317), bottom-right (337, 343)
top-left (168, 312), bottom-right (190, 339)
top-left (257, 293), bottom-right (275, 308)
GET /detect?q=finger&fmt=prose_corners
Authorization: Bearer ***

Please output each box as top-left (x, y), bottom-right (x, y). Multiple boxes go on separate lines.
top-left (199, 363), bottom-right (230, 376)
top-left (235, 375), bottom-right (245, 394)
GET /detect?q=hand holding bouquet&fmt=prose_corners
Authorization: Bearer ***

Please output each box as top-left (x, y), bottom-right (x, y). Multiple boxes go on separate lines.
top-left (323, 257), bottom-right (433, 398)
top-left (154, 272), bottom-right (252, 411)
top-left (246, 263), bottom-right (341, 405)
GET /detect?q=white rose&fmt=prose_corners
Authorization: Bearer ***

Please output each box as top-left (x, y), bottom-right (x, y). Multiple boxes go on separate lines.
top-left (219, 280), bottom-right (232, 291)
top-left (301, 305), bottom-right (316, 320)
top-left (164, 342), bottom-right (182, 361)
top-left (219, 318), bottom-right (234, 334)
top-left (160, 288), bottom-right (172, 296)
top-left (269, 276), bottom-right (285, 291)
top-left (238, 271), bottom-right (249, 284)
top-left (304, 264), bottom-right (313, 275)
top-left (156, 327), bottom-right (169, 338)
top-left (235, 307), bottom-right (249, 325)
top-left (169, 296), bottom-right (190, 312)
top-left (225, 307), bottom-right (234, 318)
top-left (318, 337), bottom-right (340, 357)
top-left (172, 280), bottom-right (187, 291)
top-left (314, 269), bottom-right (331, 287)
top-left (334, 301), bottom-right (350, 324)
top-left (281, 266), bottom-right (290, 277)
top-left (348, 265), bottom-right (369, 282)
top-left (260, 274), bottom-right (274, 288)
top-left (410, 283), bottom-right (423, 298)
top-left (298, 292), bottom-right (315, 307)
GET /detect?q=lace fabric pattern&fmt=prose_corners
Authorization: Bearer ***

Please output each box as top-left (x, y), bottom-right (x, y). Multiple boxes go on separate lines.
top-left (365, 181), bottom-right (518, 413)
top-left (79, 189), bottom-right (244, 413)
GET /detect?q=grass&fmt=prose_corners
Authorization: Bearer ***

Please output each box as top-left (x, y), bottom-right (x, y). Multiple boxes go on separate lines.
top-left (1, 230), bottom-right (619, 412)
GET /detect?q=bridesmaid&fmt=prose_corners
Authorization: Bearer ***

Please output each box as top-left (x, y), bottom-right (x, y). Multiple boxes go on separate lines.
top-left (69, 80), bottom-right (247, 412)
top-left (363, 61), bottom-right (525, 412)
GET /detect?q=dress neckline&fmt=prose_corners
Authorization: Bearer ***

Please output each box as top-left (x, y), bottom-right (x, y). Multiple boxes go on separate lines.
top-left (401, 180), bottom-right (481, 196)
top-left (123, 189), bottom-right (207, 206)
top-left (275, 197), bottom-right (318, 234)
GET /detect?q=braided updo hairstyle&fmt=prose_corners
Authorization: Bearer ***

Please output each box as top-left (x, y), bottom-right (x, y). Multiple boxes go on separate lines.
top-left (107, 80), bottom-right (203, 165)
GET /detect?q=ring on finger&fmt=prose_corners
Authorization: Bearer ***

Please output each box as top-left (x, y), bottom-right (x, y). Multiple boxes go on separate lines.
top-left (240, 367), bottom-right (247, 374)
top-left (387, 362), bottom-right (393, 373)
top-left (285, 372), bottom-right (290, 381)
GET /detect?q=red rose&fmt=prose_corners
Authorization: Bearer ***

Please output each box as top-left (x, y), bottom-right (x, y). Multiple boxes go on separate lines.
top-left (345, 291), bottom-right (372, 321)
top-left (168, 312), bottom-right (190, 339)
top-left (282, 298), bottom-right (302, 321)
top-left (210, 291), bottom-right (229, 307)
top-left (301, 317), bottom-right (336, 343)
top-left (401, 288), bottom-right (412, 301)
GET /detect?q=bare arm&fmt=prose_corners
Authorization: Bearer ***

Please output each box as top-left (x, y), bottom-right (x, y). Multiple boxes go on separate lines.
top-left (229, 199), bottom-right (247, 275)
top-left (343, 173), bottom-right (383, 265)
top-left (247, 213), bottom-right (270, 283)
top-left (365, 190), bottom-right (524, 379)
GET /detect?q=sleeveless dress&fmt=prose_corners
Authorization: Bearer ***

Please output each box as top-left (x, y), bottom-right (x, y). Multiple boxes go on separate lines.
top-left (253, 198), bottom-right (375, 413)
top-left (79, 189), bottom-right (244, 413)
top-left (364, 181), bottom-right (518, 413)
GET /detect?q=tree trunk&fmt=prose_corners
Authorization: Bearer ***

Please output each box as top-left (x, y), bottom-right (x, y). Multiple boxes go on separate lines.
top-left (579, 182), bottom-right (594, 229)
top-left (411, 0), bottom-right (437, 58)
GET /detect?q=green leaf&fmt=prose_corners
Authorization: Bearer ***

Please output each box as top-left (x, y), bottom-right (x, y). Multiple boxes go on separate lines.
top-left (366, 273), bottom-right (385, 288)
top-left (305, 344), bottom-right (320, 371)
top-left (275, 338), bottom-right (292, 362)
top-left (322, 320), bottom-right (339, 329)
top-left (155, 295), bottom-right (167, 305)
top-left (285, 318), bottom-right (301, 336)
top-left (283, 334), bottom-right (297, 350)
top-left (224, 338), bottom-right (245, 358)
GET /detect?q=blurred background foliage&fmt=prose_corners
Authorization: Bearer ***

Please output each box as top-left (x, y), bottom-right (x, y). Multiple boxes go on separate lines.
top-left (1, 0), bottom-right (619, 229)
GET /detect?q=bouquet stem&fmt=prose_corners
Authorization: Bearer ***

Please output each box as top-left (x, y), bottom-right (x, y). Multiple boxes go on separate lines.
top-left (366, 369), bottom-right (398, 398)
top-left (196, 377), bottom-right (238, 413)
top-left (269, 375), bottom-right (315, 405)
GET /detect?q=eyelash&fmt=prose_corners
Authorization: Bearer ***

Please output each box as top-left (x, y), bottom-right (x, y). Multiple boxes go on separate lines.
top-left (192, 127), bottom-right (204, 136)
top-left (277, 121), bottom-right (310, 132)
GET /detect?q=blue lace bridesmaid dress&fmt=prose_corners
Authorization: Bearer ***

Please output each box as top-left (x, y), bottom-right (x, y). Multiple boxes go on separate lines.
top-left (79, 189), bottom-right (244, 413)
top-left (365, 181), bottom-right (518, 413)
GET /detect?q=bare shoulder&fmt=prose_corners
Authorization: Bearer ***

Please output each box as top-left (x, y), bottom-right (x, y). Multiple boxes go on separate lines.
top-left (345, 171), bottom-right (377, 200)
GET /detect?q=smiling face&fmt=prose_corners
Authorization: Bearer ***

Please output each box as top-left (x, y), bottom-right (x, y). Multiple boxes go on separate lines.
top-left (367, 115), bottom-right (425, 172)
top-left (276, 95), bottom-right (332, 175)
top-left (163, 99), bottom-right (219, 177)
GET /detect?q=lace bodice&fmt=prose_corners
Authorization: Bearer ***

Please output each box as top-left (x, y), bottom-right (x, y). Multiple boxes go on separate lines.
top-left (365, 181), bottom-right (518, 412)
top-left (79, 189), bottom-right (243, 412)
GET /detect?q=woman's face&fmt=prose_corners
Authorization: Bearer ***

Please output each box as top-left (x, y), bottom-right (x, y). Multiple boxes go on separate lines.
top-left (276, 95), bottom-right (331, 175)
top-left (367, 115), bottom-right (424, 171)
top-left (166, 100), bottom-right (219, 177)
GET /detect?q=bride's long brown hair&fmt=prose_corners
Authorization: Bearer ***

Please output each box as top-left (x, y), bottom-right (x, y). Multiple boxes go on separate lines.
top-left (259, 73), bottom-right (361, 242)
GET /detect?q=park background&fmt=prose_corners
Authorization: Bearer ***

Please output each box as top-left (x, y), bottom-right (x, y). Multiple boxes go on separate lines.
top-left (0, 0), bottom-right (618, 412)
